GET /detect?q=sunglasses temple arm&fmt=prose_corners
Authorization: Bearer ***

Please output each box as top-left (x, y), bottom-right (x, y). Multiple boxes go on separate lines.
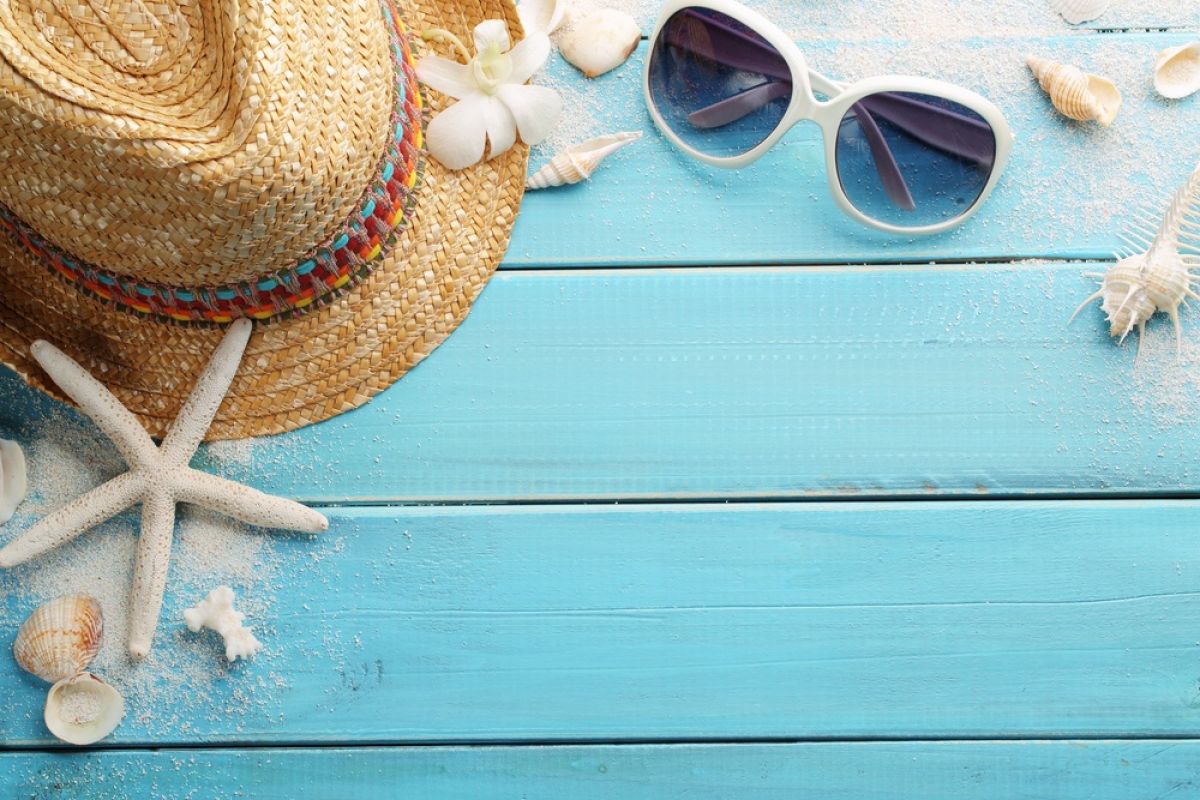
top-left (686, 85), bottom-right (915, 211)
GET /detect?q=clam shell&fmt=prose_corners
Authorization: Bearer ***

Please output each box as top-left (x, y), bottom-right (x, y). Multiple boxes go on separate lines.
top-left (1050, 0), bottom-right (1111, 24)
top-left (0, 439), bottom-right (26, 524)
top-left (518, 0), bottom-right (569, 36)
top-left (559, 9), bottom-right (640, 78)
top-left (1027, 56), bottom-right (1122, 125)
top-left (13, 595), bottom-right (104, 684)
top-left (527, 131), bottom-right (642, 189)
top-left (1154, 42), bottom-right (1200, 100)
top-left (44, 672), bottom-right (124, 745)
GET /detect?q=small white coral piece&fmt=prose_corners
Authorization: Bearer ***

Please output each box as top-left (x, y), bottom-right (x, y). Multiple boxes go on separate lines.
top-left (559, 9), bottom-right (640, 78)
top-left (0, 439), bottom-right (26, 524)
top-left (184, 585), bottom-right (263, 662)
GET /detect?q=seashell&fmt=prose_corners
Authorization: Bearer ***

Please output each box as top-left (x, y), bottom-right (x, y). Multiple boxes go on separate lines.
top-left (1154, 42), bottom-right (1200, 100)
top-left (518, 0), bottom-right (569, 36)
top-left (0, 439), bottom-right (26, 524)
top-left (559, 9), bottom-right (640, 78)
top-left (1071, 163), bottom-right (1200, 352)
top-left (1027, 56), bottom-right (1122, 125)
top-left (13, 595), bottom-right (103, 684)
top-left (1050, 0), bottom-right (1111, 24)
top-left (44, 672), bottom-right (125, 745)
top-left (526, 130), bottom-right (642, 189)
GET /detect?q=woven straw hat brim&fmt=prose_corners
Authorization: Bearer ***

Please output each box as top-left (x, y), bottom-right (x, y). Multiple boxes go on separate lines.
top-left (0, 0), bottom-right (527, 440)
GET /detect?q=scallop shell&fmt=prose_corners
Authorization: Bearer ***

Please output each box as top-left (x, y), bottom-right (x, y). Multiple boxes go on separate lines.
top-left (1050, 0), bottom-right (1111, 24)
top-left (526, 131), bottom-right (642, 189)
top-left (517, 0), bottom-right (569, 36)
top-left (0, 439), bottom-right (26, 524)
top-left (13, 595), bottom-right (104, 684)
top-left (1027, 56), bottom-right (1122, 125)
top-left (559, 9), bottom-right (640, 78)
top-left (1154, 42), bottom-right (1200, 100)
top-left (44, 672), bottom-right (125, 745)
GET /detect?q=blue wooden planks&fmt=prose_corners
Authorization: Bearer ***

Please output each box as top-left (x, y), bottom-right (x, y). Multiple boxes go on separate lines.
top-left (509, 32), bottom-right (1200, 268)
top-left (113, 262), bottom-right (1200, 501)
top-left (4, 741), bottom-right (1200, 799)
top-left (5, 501), bottom-right (1200, 746)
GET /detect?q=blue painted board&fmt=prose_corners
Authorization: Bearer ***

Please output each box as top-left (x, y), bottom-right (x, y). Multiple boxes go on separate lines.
top-left (1, 263), bottom-right (1177, 502)
top-left (5, 500), bottom-right (1200, 745)
top-left (4, 741), bottom-right (1200, 799)
top-left (509, 32), bottom-right (1200, 268)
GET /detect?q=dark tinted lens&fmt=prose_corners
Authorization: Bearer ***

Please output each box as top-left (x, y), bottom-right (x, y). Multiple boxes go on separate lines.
top-left (647, 7), bottom-right (793, 158)
top-left (835, 92), bottom-right (997, 228)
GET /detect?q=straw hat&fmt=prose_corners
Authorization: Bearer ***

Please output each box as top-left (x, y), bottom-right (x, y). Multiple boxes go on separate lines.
top-left (0, 0), bottom-right (527, 439)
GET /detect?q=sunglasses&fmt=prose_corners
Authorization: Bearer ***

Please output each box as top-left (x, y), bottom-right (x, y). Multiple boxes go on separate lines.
top-left (643, 0), bottom-right (1015, 234)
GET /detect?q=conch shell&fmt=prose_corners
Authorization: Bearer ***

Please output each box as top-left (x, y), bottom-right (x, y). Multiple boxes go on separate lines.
top-left (526, 131), bottom-right (642, 189)
top-left (517, 0), bottom-right (569, 36)
top-left (1154, 42), bottom-right (1200, 100)
top-left (13, 594), bottom-right (103, 683)
top-left (559, 9), bottom-right (640, 78)
top-left (1071, 163), bottom-right (1200, 352)
top-left (1050, 0), bottom-right (1111, 24)
top-left (1027, 56), bottom-right (1122, 125)
top-left (0, 439), bottom-right (25, 524)
top-left (44, 672), bottom-right (125, 745)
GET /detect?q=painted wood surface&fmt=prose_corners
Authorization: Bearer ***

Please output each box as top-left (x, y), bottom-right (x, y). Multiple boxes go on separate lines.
top-left (3, 262), bottom-right (1196, 503)
top-left (510, 31), bottom-right (1200, 268)
top-left (5, 501), bottom-right (1200, 746)
top-left (4, 741), bottom-right (1200, 799)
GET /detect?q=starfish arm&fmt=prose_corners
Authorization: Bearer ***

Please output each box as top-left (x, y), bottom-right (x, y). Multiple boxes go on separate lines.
top-left (128, 488), bottom-right (176, 659)
top-left (30, 341), bottom-right (157, 468)
top-left (160, 319), bottom-right (253, 467)
top-left (0, 471), bottom-right (144, 568)
top-left (176, 469), bottom-right (329, 533)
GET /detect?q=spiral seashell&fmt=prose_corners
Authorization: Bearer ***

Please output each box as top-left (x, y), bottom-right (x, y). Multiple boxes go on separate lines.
top-left (1050, 0), bottom-right (1111, 24)
top-left (1071, 163), bottom-right (1200, 352)
top-left (526, 131), bottom-right (642, 189)
top-left (1027, 56), bottom-right (1122, 125)
top-left (13, 595), bottom-right (104, 684)
top-left (559, 9), bottom-right (640, 78)
top-left (0, 439), bottom-right (26, 524)
top-left (44, 672), bottom-right (125, 745)
top-left (1154, 42), bottom-right (1200, 100)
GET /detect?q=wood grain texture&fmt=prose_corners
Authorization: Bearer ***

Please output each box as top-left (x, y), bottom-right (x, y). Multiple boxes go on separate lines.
top-left (509, 32), bottom-right (1200, 268)
top-left (116, 262), bottom-right (1200, 501)
top-left (3, 741), bottom-right (1200, 799)
top-left (4, 501), bottom-right (1200, 746)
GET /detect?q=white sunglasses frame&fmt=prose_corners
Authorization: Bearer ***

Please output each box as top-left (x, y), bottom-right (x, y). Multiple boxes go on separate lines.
top-left (642, 0), bottom-right (1015, 235)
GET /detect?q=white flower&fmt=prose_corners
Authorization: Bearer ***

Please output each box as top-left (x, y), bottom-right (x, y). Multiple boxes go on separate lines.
top-left (418, 20), bottom-right (563, 170)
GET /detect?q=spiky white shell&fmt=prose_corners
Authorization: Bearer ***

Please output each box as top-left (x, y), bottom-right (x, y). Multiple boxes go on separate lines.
top-left (526, 131), bottom-right (642, 189)
top-left (1072, 163), bottom-right (1200, 351)
top-left (1050, 0), bottom-right (1111, 24)
top-left (1027, 56), bottom-right (1122, 125)
top-left (44, 672), bottom-right (125, 745)
top-left (13, 595), bottom-right (104, 684)
top-left (517, 0), bottom-right (569, 36)
top-left (0, 439), bottom-right (26, 524)
top-left (1154, 42), bottom-right (1200, 100)
top-left (559, 10), bottom-right (640, 78)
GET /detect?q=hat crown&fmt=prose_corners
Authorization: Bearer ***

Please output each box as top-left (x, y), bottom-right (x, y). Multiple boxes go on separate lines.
top-left (35, 0), bottom-right (192, 77)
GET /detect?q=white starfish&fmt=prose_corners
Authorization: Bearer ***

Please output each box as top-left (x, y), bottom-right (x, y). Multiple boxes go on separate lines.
top-left (0, 319), bottom-right (328, 658)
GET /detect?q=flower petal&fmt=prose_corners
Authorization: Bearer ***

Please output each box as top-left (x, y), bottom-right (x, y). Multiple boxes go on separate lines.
top-left (482, 96), bottom-right (517, 160)
top-left (416, 56), bottom-right (475, 100)
top-left (474, 19), bottom-right (511, 53)
top-left (506, 33), bottom-right (551, 84)
top-left (495, 83), bottom-right (562, 145)
top-left (427, 93), bottom-right (488, 170)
